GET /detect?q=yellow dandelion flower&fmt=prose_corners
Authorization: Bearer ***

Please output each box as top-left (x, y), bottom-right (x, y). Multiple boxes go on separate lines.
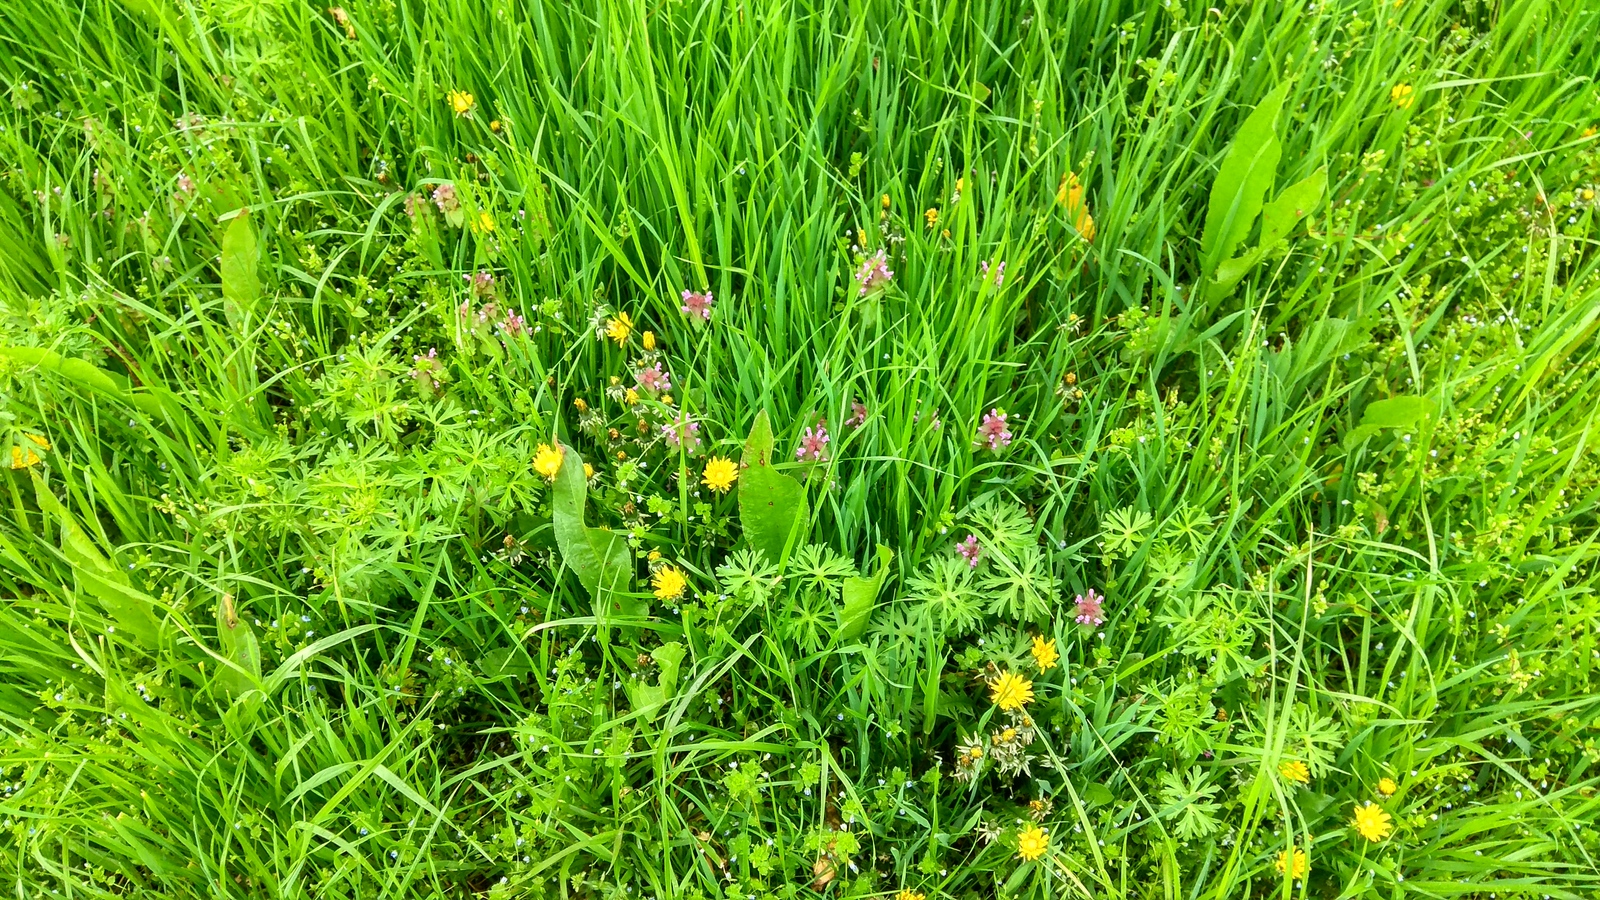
top-left (1377, 776), bottom-right (1398, 797)
top-left (1279, 760), bottom-right (1311, 785)
top-left (533, 443), bottom-right (564, 481)
top-left (661, 394), bottom-right (674, 406)
top-left (475, 210), bottom-right (495, 233)
top-left (1351, 802), bottom-right (1393, 842)
top-left (895, 892), bottom-right (925, 900)
top-left (881, 193), bottom-right (891, 209)
top-left (1016, 823), bottom-right (1049, 861)
top-left (989, 671), bottom-right (1034, 711)
top-left (624, 388), bottom-right (639, 405)
top-left (652, 566), bottom-right (687, 600)
top-left (1030, 634), bottom-right (1059, 671)
top-left (605, 312), bottom-right (633, 345)
top-left (702, 456), bottom-right (738, 493)
top-left (490, 119), bottom-right (502, 133)
top-left (583, 463), bottom-right (595, 480)
top-left (998, 727), bottom-right (1017, 743)
top-left (1390, 83), bottom-right (1415, 109)
top-left (1275, 847), bottom-right (1308, 879)
top-left (574, 398), bottom-right (588, 413)
top-left (924, 207), bottom-right (939, 228)
top-left (449, 89), bottom-right (475, 116)
top-left (642, 330), bottom-right (656, 351)
top-left (8, 433), bottom-right (48, 469)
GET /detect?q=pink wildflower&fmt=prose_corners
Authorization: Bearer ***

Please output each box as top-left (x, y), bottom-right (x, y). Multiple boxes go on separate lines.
top-left (409, 347), bottom-right (441, 389)
top-left (1074, 589), bottom-right (1105, 627)
top-left (977, 408), bottom-right (1012, 451)
top-left (465, 270), bottom-right (496, 297)
top-left (432, 183), bottom-right (459, 215)
top-left (956, 534), bottom-right (982, 567)
top-left (853, 250), bottom-right (894, 296)
top-left (980, 259), bottom-right (1006, 286)
top-left (845, 401), bottom-right (868, 429)
top-left (796, 422), bottom-right (830, 462)
top-left (635, 363), bottom-right (671, 394)
top-left (174, 173), bottom-right (195, 197)
top-left (500, 311), bottom-right (526, 337)
top-left (661, 412), bottom-right (701, 453)
top-left (680, 289), bottom-right (715, 321)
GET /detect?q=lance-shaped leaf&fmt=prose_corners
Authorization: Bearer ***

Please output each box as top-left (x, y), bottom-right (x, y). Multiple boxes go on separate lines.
top-left (551, 442), bottom-right (637, 619)
top-left (31, 472), bottom-right (162, 648)
top-left (220, 210), bottom-right (260, 327)
top-left (215, 592), bottom-right (262, 700)
top-left (1201, 82), bottom-right (1289, 271)
top-left (839, 545), bottom-right (893, 640)
top-left (737, 411), bottom-right (809, 564)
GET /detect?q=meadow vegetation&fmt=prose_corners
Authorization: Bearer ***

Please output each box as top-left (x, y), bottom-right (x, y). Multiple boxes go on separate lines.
top-left (2, 0), bottom-right (1600, 897)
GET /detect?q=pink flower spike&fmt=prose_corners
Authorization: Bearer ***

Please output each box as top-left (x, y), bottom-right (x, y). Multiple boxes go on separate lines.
top-left (956, 534), bottom-right (982, 567)
top-left (977, 408), bottom-right (1012, 451)
top-left (500, 311), bottom-right (526, 337)
top-left (680, 290), bottom-right (715, 321)
top-left (796, 422), bottom-right (831, 462)
top-left (661, 413), bottom-right (701, 453)
top-left (432, 182), bottom-right (459, 214)
top-left (1075, 589), bottom-right (1106, 627)
top-left (853, 250), bottom-right (894, 296)
top-left (845, 401), bottom-right (868, 429)
top-left (635, 363), bottom-right (671, 394)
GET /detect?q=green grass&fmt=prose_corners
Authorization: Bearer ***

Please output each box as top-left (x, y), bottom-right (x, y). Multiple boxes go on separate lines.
top-left (2, 0), bottom-right (1600, 897)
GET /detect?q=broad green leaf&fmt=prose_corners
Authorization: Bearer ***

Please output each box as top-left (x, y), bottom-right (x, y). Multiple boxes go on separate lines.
top-left (215, 592), bottom-right (262, 699)
top-left (839, 545), bottom-right (893, 640)
top-left (551, 442), bottom-right (638, 620)
top-left (1259, 167), bottom-right (1327, 248)
top-left (1361, 395), bottom-right (1437, 430)
top-left (0, 346), bottom-right (163, 416)
top-left (1205, 249), bottom-right (1263, 303)
top-left (30, 472), bottom-right (161, 647)
top-left (737, 411), bottom-right (810, 564)
top-left (626, 641), bottom-right (686, 721)
top-left (220, 211), bottom-right (260, 327)
top-left (1201, 82), bottom-right (1289, 269)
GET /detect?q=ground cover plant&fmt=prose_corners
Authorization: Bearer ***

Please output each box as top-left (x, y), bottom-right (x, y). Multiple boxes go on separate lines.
top-left (3, 0), bottom-right (1600, 897)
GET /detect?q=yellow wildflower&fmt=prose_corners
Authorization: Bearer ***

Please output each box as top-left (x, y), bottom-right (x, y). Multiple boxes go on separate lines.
top-left (1351, 802), bottom-right (1393, 842)
top-left (1390, 83), bottom-right (1415, 109)
top-left (1057, 171), bottom-right (1096, 241)
top-left (583, 463), bottom-right (595, 480)
top-left (475, 210), bottom-right (495, 233)
top-left (1275, 847), bottom-right (1308, 879)
top-left (624, 388), bottom-right (639, 405)
top-left (652, 566), bottom-right (687, 600)
top-left (895, 892), bottom-right (925, 900)
top-left (1279, 760), bottom-right (1311, 785)
top-left (1015, 823), bottom-right (1049, 861)
top-left (989, 671), bottom-right (1033, 711)
top-left (490, 119), bottom-right (502, 133)
top-left (574, 398), bottom-right (588, 413)
top-left (1030, 634), bottom-right (1059, 671)
top-left (924, 207), bottom-right (939, 228)
top-left (642, 330), bottom-right (656, 351)
top-left (881, 193), bottom-right (890, 209)
top-left (533, 443), bottom-right (564, 481)
top-left (702, 457), bottom-right (738, 493)
top-left (605, 312), bottom-right (633, 345)
top-left (8, 433), bottom-right (48, 469)
top-left (1377, 776), bottom-right (1398, 797)
top-left (449, 89), bottom-right (475, 117)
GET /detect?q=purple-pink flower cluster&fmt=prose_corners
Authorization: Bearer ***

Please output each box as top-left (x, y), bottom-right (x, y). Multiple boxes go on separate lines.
top-left (854, 250), bottom-right (894, 296)
top-left (956, 534), bottom-right (982, 567)
top-left (680, 289), bottom-right (715, 321)
top-left (796, 422), bottom-right (830, 462)
top-left (662, 412), bottom-right (701, 453)
top-left (1074, 588), bottom-right (1106, 627)
top-left (635, 363), bottom-right (671, 394)
top-left (976, 408), bottom-right (1012, 451)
